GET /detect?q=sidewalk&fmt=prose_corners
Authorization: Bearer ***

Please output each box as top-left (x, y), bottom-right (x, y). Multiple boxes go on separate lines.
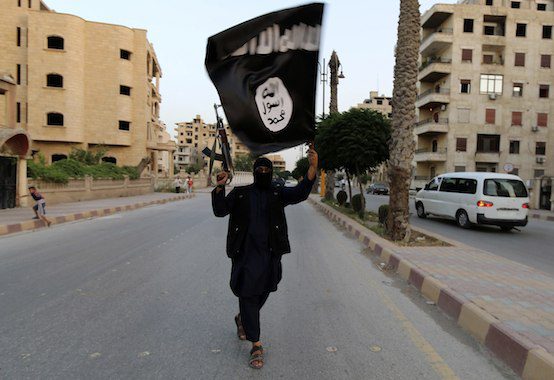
top-left (0, 192), bottom-right (195, 237)
top-left (530, 209), bottom-right (554, 223)
top-left (309, 196), bottom-right (554, 379)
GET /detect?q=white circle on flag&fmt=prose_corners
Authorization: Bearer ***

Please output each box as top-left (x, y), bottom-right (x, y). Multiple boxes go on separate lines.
top-left (255, 77), bottom-right (293, 133)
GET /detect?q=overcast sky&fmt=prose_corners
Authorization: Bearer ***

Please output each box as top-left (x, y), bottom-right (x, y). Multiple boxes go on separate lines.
top-left (44, 0), bottom-right (457, 170)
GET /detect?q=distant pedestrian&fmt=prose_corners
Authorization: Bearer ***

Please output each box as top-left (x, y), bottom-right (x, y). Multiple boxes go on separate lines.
top-left (28, 186), bottom-right (52, 227)
top-left (173, 177), bottom-right (183, 193)
top-left (187, 176), bottom-right (193, 193)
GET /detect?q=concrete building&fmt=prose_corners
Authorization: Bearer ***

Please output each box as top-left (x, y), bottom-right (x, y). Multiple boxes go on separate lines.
top-left (357, 91), bottom-right (393, 118)
top-left (0, 0), bottom-right (174, 181)
top-left (174, 115), bottom-right (249, 172)
top-left (265, 154), bottom-right (286, 173)
top-left (414, 0), bottom-right (554, 208)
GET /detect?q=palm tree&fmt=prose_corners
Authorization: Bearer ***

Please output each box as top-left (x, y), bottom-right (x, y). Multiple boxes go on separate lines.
top-left (388, 0), bottom-right (420, 241)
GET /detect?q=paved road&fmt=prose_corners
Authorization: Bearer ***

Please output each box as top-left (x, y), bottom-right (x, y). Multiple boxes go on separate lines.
top-left (359, 192), bottom-right (554, 276)
top-left (0, 195), bottom-right (515, 379)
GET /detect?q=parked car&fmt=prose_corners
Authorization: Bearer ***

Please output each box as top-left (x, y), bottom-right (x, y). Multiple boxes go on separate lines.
top-left (367, 183), bottom-right (389, 195)
top-left (415, 172), bottom-right (529, 231)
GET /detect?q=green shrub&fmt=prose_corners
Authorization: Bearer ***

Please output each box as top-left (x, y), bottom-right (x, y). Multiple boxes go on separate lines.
top-left (122, 166), bottom-right (139, 180)
top-left (378, 204), bottom-right (389, 225)
top-left (51, 159), bottom-right (86, 178)
top-left (352, 194), bottom-right (364, 212)
top-left (336, 190), bottom-right (347, 206)
top-left (41, 166), bottom-right (69, 183)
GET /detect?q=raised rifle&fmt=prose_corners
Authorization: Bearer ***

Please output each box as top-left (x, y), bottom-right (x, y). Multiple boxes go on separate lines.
top-left (202, 104), bottom-right (234, 184)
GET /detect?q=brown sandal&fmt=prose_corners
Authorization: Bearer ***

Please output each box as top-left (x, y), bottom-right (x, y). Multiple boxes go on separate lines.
top-left (249, 345), bottom-right (264, 369)
top-left (234, 314), bottom-right (246, 340)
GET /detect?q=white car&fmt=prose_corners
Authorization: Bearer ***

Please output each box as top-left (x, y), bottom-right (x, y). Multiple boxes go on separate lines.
top-left (415, 172), bottom-right (529, 231)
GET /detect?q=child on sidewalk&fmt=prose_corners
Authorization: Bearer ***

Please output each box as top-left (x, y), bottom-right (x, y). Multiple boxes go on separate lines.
top-left (29, 186), bottom-right (52, 227)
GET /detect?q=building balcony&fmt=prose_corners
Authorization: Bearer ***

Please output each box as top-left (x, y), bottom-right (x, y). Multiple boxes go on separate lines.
top-left (475, 152), bottom-right (500, 163)
top-left (414, 118), bottom-right (449, 135)
top-left (421, 5), bottom-right (454, 29)
top-left (414, 148), bottom-right (447, 162)
top-left (420, 28), bottom-right (453, 57)
top-left (419, 58), bottom-right (452, 83)
top-left (416, 88), bottom-right (450, 109)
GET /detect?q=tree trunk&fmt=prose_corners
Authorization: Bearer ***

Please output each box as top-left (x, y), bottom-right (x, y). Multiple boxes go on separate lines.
top-left (325, 170), bottom-right (335, 200)
top-left (346, 170), bottom-right (353, 204)
top-left (388, 0), bottom-right (420, 241)
top-left (358, 178), bottom-right (366, 218)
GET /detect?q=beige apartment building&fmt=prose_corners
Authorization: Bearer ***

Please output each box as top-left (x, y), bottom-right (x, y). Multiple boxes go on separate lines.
top-left (0, 0), bottom-right (174, 180)
top-left (415, 0), bottom-right (554, 206)
top-left (174, 115), bottom-right (250, 172)
top-left (265, 154), bottom-right (286, 173)
top-left (357, 91), bottom-right (393, 118)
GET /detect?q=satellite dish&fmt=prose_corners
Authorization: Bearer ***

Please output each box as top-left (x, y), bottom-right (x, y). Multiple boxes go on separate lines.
top-left (504, 163), bottom-right (514, 173)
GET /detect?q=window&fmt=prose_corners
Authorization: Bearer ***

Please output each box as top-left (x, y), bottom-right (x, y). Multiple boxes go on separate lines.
top-left (186, 138), bottom-right (192, 144)
top-left (543, 25), bottom-right (552, 39)
top-left (426, 178), bottom-right (441, 191)
top-left (477, 134), bottom-right (500, 153)
top-left (513, 83), bottom-right (523, 97)
top-left (485, 108), bottom-right (496, 124)
top-left (484, 179), bottom-right (528, 197)
top-left (538, 3), bottom-right (547, 11)
top-left (119, 120), bottom-right (130, 131)
top-left (52, 154), bottom-right (67, 162)
top-left (534, 169), bottom-right (545, 178)
top-left (461, 49), bottom-right (473, 62)
top-left (486, 0), bottom-right (493, 5)
top-left (439, 178), bottom-right (458, 192)
top-left (47, 112), bottom-right (64, 126)
top-left (536, 142), bottom-right (546, 155)
top-left (483, 54), bottom-right (493, 64)
top-left (480, 74), bottom-right (503, 94)
top-left (16, 102), bottom-right (21, 123)
top-left (17, 27), bottom-right (21, 46)
top-left (464, 19), bottom-right (474, 33)
top-left (458, 108), bottom-right (470, 123)
top-left (16, 64), bottom-right (21, 84)
top-left (516, 23), bottom-right (527, 37)
top-left (28, 0), bottom-right (31, 8)
top-left (541, 55), bottom-right (551, 68)
top-left (539, 85), bottom-right (550, 98)
top-left (439, 178), bottom-right (477, 194)
top-left (18, 0), bottom-right (21, 6)
top-left (120, 49), bottom-right (131, 60)
top-left (537, 113), bottom-right (548, 127)
top-left (456, 138), bottom-right (467, 152)
top-left (509, 140), bottom-right (520, 154)
top-left (47, 36), bottom-right (64, 50)
top-left (484, 25), bottom-right (495, 36)
top-left (102, 157), bottom-right (117, 164)
top-left (455, 166), bottom-right (466, 172)
top-left (511, 1), bottom-right (520, 8)
top-left (514, 52), bottom-right (525, 67)
top-left (120, 85), bottom-right (131, 96)
top-left (460, 80), bottom-right (471, 93)
top-left (512, 111), bottom-right (522, 126)
top-left (376, 99), bottom-right (383, 105)
top-left (46, 74), bottom-right (63, 88)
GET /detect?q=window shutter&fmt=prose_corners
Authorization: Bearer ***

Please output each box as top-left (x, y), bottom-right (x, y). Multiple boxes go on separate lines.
top-left (462, 49), bottom-right (473, 62)
top-left (538, 113), bottom-right (548, 127)
top-left (456, 138), bottom-right (467, 152)
top-left (486, 108), bottom-right (496, 124)
top-left (541, 55), bottom-right (551, 68)
top-left (512, 111), bottom-right (522, 126)
top-left (515, 53), bottom-right (525, 67)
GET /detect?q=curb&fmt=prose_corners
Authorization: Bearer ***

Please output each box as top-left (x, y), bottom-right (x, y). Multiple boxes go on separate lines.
top-left (308, 197), bottom-right (554, 379)
top-left (529, 212), bottom-right (554, 223)
top-left (0, 194), bottom-right (196, 238)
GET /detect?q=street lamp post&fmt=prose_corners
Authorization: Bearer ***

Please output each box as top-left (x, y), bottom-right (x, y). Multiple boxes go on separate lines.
top-left (317, 59), bottom-right (328, 118)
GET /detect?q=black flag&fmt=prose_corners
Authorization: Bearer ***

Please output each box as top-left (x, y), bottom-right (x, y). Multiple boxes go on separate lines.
top-left (205, 3), bottom-right (324, 157)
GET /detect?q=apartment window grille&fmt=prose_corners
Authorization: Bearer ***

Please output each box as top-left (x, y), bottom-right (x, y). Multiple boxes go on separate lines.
top-left (480, 74), bottom-right (503, 94)
top-left (456, 138), bottom-right (467, 152)
top-left (514, 52), bottom-right (525, 67)
top-left (543, 26), bottom-right (552, 39)
top-left (539, 85), bottom-right (550, 98)
top-left (118, 120), bottom-right (130, 131)
top-left (541, 55), bottom-right (551, 68)
top-left (120, 85), bottom-right (131, 96)
top-left (513, 83), bottom-right (523, 97)
top-left (538, 113), bottom-right (548, 127)
top-left (47, 112), bottom-right (64, 126)
top-left (486, 108), bottom-right (496, 124)
top-left (47, 36), bottom-right (64, 50)
top-left (536, 142), bottom-right (546, 155)
top-left (516, 23), bottom-right (527, 37)
top-left (460, 80), bottom-right (471, 94)
top-left (509, 140), bottom-right (520, 154)
top-left (461, 49), bottom-right (473, 62)
top-left (120, 49), bottom-right (132, 60)
top-left (512, 111), bottom-right (522, 126)
top-left (463, 19), bottom-right (474, 33)
top-left (46, 74), bottom-right (63, 88)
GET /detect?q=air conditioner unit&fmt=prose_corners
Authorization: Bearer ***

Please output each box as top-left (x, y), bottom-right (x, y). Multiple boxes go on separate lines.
top-left (531, 125), bottom-right (539, 132)
top-left (536, 157), bottom-right (546, 164)
top-left (488, 94), bottom-right (496, 100)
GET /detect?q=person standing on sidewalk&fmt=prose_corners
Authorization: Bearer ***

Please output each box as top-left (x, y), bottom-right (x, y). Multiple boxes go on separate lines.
top-left (211, 144), bottom-right (318, 369)
top-left (187, 176), bottom-right (194, 194)
top-left (173, 177), bottom-right (182, 193)
top-left (28, 186), bottom-right (52, 227)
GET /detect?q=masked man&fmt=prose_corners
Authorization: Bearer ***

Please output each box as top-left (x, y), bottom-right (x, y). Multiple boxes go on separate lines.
top-left (212, 144), bottom-right (318, 369)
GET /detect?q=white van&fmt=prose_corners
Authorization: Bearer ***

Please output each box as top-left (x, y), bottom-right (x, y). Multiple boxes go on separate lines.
top-left (415, 172), bottom-right (529, 231)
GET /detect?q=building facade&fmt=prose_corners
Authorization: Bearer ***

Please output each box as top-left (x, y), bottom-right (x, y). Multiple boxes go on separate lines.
top-left (265, 154), bottom-right (286, 173)
top-left (0, 0), bottom-right (174, 180)
top-left (415, 0), bottom-right (554, 200)
top-left (357, 91), bottom-right (393, 118)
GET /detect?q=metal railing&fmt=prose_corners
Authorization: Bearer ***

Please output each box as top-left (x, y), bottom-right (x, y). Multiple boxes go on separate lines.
top-left (419, 57), bottom-right (452, 71)
top-left (415, 118), bottom-right (449, 127)
top-left (417, 88), bottom-right (450, 100)
top-left (415, 147), bottom-right (448, 154)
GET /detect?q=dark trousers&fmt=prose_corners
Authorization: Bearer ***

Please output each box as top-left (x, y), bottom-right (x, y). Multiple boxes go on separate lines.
top-left (239, 292), bottom-right (270, 342)
top-left (176, 187), bottom-right (180, 193)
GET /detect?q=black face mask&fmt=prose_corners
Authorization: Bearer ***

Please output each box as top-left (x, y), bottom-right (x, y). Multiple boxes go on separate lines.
top-left (254, 171), bottom-right (272, 189)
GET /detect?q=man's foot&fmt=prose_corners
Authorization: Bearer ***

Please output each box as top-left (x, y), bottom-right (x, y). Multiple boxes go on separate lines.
top-left (235, 314), bottom-right (246, 340)
top-left (32, 216), bottom-right (39, 220)
top-left (47, 221), bottom-right (52, 227)
top-left (249, 344), bottom-right (264, 369)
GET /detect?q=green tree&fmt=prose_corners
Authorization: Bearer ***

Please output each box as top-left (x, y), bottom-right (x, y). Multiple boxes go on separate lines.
top-left (388, 0), bottom-right (420, 241)
top-left (316, 108), bottom-right (391, 213)
top-left (186, 163), bottom-right (202, 174)
top-left (69, 146), bottom-right (108, 165)
top-left (291, 157), bottom-right (309, 180)
top-left (234, 154), bottom-right (255, 172)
